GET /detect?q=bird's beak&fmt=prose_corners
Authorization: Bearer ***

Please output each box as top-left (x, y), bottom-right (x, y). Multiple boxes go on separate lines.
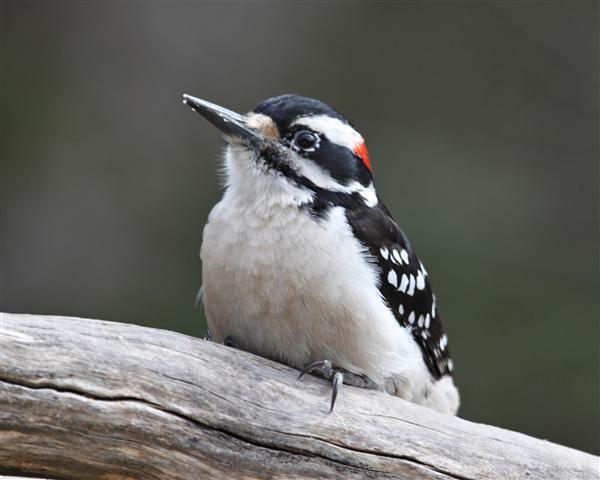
top-left (182, 94), bottom-right (263, 145)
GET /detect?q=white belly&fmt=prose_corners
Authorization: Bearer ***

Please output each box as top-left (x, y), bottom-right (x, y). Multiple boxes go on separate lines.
top-left (201, 196), bottom-right (434, 403)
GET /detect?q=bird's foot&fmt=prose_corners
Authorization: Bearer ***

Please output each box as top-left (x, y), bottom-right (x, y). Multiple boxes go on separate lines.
top-left (298, 360), bottom-right (342, 411)
top-left (298, 360), bottom-right (377, 412)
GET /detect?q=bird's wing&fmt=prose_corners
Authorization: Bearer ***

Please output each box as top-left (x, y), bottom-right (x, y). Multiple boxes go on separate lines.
top-left (344, 201), bottom-right (453, 379)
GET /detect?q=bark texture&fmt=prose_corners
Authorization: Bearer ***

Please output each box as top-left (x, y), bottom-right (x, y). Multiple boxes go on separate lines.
top-left (1, 313), bottom-right (597, 480)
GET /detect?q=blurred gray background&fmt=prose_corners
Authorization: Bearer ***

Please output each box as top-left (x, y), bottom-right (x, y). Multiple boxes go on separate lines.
top-left (1, 2), bottom-right (598, 454)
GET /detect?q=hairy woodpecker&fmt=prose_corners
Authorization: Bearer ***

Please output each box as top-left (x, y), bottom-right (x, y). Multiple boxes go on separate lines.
top-left (183, 93), bottom-right (459, 415)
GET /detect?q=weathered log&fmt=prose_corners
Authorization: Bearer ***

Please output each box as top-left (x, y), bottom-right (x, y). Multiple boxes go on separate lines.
top-left (0, 312), bottom-right (597, 479)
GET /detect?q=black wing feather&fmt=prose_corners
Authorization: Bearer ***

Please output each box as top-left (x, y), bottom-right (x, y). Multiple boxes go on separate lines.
top-left (345, 201), bottom-right (453, 379)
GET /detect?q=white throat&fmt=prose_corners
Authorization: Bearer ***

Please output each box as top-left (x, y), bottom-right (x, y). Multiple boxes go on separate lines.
top-left (222, 145), bottom-right (314, 213)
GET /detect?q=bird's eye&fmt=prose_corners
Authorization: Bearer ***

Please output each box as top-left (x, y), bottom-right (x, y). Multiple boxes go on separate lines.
top-left (292, 130), bottom-right (320, 152)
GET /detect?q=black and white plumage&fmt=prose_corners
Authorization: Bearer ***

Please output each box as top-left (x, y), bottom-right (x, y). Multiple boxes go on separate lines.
top-left (183, 93), bottom-right (459, 414)
top-left (346, 203), bottom-right (452, 380)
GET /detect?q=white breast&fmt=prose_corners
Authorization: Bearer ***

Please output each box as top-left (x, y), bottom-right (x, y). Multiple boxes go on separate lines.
top-left (200, 146), bottom-right (459, 413)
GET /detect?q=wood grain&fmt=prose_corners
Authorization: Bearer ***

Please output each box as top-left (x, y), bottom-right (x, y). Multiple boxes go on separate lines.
top-left (1, 313), bottom-right (597, 479)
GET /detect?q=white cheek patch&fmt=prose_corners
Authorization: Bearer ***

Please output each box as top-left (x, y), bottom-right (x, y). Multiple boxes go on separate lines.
top-left (292, 115), bottom-right (363, 150)
top-left (289, 151), bottom-right (378, 207)
top-left (292, 154), bottom-right (345, 191)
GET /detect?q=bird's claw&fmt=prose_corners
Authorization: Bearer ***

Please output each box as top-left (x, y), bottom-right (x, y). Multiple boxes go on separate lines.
top-left (298, 359), bottom-right (348, 412)
top-left (330, 371), bottom-right (344, 412)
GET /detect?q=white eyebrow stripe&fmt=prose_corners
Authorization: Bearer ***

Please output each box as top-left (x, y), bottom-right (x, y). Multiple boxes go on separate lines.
top-left (292, 115), bottom-right (363, 150)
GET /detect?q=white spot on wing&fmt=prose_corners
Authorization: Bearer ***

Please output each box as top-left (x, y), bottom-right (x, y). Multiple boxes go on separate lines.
top-left (392, 249), bottom-right (402, 265)
top-left (400, 249), bottom-right (409, 264)
top-left (425, 314), bottom-right (431, 329)
top-left (399, 274), bottom-right (409, 293)
top-left (387, 269), bottom-right (398, 287)
top-left (416, 271), bottom-right (425, 290)
top-left (417, 315), bottom-right (425, 328)
top-left (380, 247), bottom-right (389, 260)
top-left (398, 304), bottom-right (404, 315)
top-left (408, 311), bottom-right (416, 324)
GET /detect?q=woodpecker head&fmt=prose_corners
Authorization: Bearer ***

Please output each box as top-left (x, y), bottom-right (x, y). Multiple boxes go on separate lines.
top-left (183, 94), bottom-right (377, 208)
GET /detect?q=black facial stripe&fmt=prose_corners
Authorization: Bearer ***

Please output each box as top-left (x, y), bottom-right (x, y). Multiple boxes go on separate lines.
top-left (311, 138), bottom-right (358, 186)
top-left (304, 190), bottom-right (367, 219)
top-left (280, 132), bottom-right (371, 187)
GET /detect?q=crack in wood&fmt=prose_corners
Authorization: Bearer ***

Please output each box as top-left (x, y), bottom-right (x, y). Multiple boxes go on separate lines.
top-left (1, 378), bottom-right (403, 478)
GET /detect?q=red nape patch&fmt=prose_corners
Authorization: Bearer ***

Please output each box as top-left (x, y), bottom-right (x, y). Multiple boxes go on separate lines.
top-left (354, 142), bottom-right (372, 171)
